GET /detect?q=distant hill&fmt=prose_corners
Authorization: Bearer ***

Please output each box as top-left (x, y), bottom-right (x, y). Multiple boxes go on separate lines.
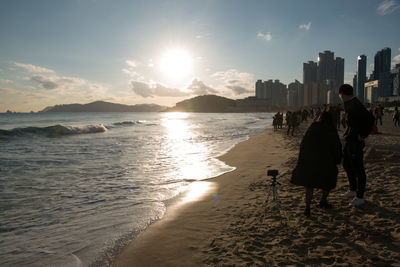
top-left (41, 101), bottom-right (167, 112)
top-left (164, 95), bottom-right (237, 112)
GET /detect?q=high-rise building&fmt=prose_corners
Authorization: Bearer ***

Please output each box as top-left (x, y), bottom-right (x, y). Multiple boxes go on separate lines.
top-left (254, 79), bottom-right (286, 107)
top-left (357, 55), bottom-right (367, 102)
top-left (302, 51), bottom-right (344, 106)
top-left (288, 80), bottom-right (303, 107)
top-left (373, 47), bottom-right (392, 97)
top-left (335, 57), bottom-right (345, 86)
top-left (391, 64), bottom-right (400, 96)
top-left (303, 61), bottom-right (318, 84)
top-left (373, 47), bottom-right (391, 80)
top-left (303, 61), bottom-right (318, 106)
top-left (318, 51), bottom-right (335, 82)
top-left (255, 80), bottom-right (264, 99)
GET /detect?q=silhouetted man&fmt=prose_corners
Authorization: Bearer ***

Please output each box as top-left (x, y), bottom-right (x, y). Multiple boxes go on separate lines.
top-left (339, 84), bottom-right (373, 206)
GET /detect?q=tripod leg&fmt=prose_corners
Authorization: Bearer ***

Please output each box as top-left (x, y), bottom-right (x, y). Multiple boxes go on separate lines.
top-left (265, 185), bottom-right (273, 204)
top-left (273, 189), bottom-right (290, 225)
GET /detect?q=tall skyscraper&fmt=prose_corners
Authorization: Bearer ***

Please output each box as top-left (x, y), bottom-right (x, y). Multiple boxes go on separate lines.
top-left (255, 80), bottom-right (264, 99)
top-left (373, 47), bottom-right (392, 97)
top-left (303, 61), bottom-right (319, 106)
top-left (374, 47), bottom-right (391, 80)
top-left (357, 55), bottom-right (367, 102)
top-left (335, 57), bottom-right (344, 86)
top-left (318, 51), bottom-right (335, 82)
top-left (311, 50), bottom-right (344, 104)
top-left (288, 80), bottom-right (303, 107)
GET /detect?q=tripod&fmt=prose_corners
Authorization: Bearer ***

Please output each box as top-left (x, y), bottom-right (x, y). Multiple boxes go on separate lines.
top-left (261, 172), bottom-right (290, 225)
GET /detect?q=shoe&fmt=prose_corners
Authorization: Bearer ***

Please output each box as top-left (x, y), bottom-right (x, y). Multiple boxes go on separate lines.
top-left (342, 191), bottom-right (356, 198)
top-left (318, 201), bottom-right (333, 209)
top-left (349, 197), bottom-right (365, 206)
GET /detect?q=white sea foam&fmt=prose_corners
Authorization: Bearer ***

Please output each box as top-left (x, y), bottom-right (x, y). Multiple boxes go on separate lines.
top-left (0, 112), bottom-right (273, 266)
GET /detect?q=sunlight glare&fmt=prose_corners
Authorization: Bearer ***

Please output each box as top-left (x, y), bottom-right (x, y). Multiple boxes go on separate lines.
top-left (159, 49), bottom-right (193, 80)
top-left (182, 181), bottom-right (216, 202)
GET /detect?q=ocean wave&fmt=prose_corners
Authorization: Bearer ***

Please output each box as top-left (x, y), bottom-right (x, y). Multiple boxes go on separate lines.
top-left (0, 124), bottom-right (107, 138)
top-left (113, 121), bottom-right (141, 126)
top-left (111, 120), bottom-right (159, 128)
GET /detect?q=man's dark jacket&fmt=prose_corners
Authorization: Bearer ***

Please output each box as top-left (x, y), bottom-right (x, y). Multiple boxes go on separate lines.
top-left (291, 122), bottom-right (342, 191)
top-left (343, 97), bottom-right (372, 143)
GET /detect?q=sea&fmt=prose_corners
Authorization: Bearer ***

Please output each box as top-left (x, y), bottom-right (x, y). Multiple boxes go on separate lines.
top-left (0, 112), bottom-right (273, 267)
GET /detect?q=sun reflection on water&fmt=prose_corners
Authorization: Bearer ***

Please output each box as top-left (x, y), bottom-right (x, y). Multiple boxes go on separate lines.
top-left (161, 112), bottom-right (215, 189)
top-left (182, 181), bottom-right (216, 202)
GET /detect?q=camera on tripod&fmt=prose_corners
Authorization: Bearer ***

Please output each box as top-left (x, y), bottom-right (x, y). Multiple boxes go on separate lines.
top-left (267, 169), bottom-right (279, 177)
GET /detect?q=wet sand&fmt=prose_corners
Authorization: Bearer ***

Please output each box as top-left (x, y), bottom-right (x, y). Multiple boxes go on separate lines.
top-left (113, 114), bottom-right (400, 266)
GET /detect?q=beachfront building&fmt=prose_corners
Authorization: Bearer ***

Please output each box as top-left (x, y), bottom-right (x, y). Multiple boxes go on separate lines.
top-left (303, 61), bottom-right (318, 106)
top-left (302, 51), bottom-right (344, 106)
top-left (288, 80), bottom-right (303, 107)
top-left (391, 64), bottom-right (400, 96)
top-left (254, 79), bottom-right (287, 107)
top-left (317, 51), bottom-right (345, 104)
top-left (304, 82), bottom-right (321, 106)
top-left (373, 47), bottom-right (392, 98)
top-left (364, 80), bottom-right (379, 103)
top-left (356, 55), bottom-right (367, 102)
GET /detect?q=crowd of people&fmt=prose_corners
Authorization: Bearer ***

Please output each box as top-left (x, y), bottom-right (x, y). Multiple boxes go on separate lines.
top-left (271, 84), bottom-right (399, 217)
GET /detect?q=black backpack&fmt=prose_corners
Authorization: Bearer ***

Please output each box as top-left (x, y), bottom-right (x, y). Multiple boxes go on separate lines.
top-left (360, 107), bottom-right (375, 138)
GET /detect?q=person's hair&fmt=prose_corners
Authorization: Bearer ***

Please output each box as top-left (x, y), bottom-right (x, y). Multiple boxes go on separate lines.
top-left (338, 84), bottom-right (353, 96)
top-left (317, 110), bottom-right (334, 127)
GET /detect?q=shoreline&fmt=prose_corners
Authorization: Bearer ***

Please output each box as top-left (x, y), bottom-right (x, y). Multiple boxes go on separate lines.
top-left (113, 115), bottom-right (400, 266)
top-left (112, 122), bottom-right (294, 266)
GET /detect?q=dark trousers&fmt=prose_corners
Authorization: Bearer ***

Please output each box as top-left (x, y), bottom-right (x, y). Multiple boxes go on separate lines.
top-left (342, 141), bottom-right (366, 198)
top-left (376, 116), bottom-right (382, 125)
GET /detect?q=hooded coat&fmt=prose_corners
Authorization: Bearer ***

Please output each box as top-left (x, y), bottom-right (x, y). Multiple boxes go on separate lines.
top-left (291, 121), bottom-right (342, 191)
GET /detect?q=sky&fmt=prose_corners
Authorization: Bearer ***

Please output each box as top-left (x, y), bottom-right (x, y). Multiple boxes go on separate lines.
top-left (1, 0), bottom-right (400, 112)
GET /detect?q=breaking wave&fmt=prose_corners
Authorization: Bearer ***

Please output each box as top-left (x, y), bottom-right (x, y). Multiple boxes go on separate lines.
top-left (0, 124), bottom-right (107, 138)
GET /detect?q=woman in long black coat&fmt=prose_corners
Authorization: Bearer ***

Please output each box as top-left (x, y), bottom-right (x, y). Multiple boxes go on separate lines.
top-left (291, 110), bottom-right (342, 216)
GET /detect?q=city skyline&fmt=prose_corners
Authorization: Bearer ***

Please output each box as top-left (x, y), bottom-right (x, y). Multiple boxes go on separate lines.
top-left (1, 0), bottom-right (400, 112)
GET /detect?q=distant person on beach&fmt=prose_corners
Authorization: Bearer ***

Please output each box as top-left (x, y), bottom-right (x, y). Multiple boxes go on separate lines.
top-left (374, 105), bottom-right (383, 126)
top-left (286, 112), bottom-right (298, 136)
top-left (273, 114), bottom-right (278, 131)
top-left (393, 107), bottom-right (399, 127)
top-left (277, 112), bottom-right (283, 129)
top-left (339, 84), bottom-right (374, 207)
top-left (291, 110), bottom-right (342, 217)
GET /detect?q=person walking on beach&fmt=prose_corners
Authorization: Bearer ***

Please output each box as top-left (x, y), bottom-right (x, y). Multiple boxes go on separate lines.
top-left (393, 107), bottom-right (399, 127)
top-left (339, 84), bottom-right (374, 206)
top-left (374, 105), bottom-right (383, 126)
top-left (291, 110), bottom-right (342, 217)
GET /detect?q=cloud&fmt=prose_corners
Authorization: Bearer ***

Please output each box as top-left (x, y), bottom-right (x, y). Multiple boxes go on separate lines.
top-left (195, 33), bottom-right (210, 39)
top-left (0, 87), bottom-right (17, 94)
top-left (125, 60), bottom-right (137, 68)
top-left (122, 68), bottom-right (142, 78)
top-left (394, 54), bottom-right (400, 62)
top-left (225, 80), bottom-right (253, 95)
top-left (299, 22), bottom-right (312, 31)
top-left (14, 62), bottom-right (54, 73)
top-left (130, 79), bottom-right (220, 98)
top-left (377, 0), bottom-right (400, 15)
top-left (30, 75), bottom-right (86, 90)
top-left (187, 79), bottom-right (218, 95)
top-left (257, 32), bottom-right (272, 41)
top-left (131, 80), bottom-right (188, 98)
top-left (212, 69), bottom-right (254, 82)
top-left (0, 79), bottom-right (13, 84)
top-left (212, 69), bottom-right (255, 95)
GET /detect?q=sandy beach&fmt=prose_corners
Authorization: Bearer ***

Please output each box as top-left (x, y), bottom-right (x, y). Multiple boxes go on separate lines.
top-left (113, 114), bottom-right (400, 267)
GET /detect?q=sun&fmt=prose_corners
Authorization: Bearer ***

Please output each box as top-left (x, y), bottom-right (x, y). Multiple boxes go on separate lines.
top-left (159, 48), bottom-right (193, 80)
